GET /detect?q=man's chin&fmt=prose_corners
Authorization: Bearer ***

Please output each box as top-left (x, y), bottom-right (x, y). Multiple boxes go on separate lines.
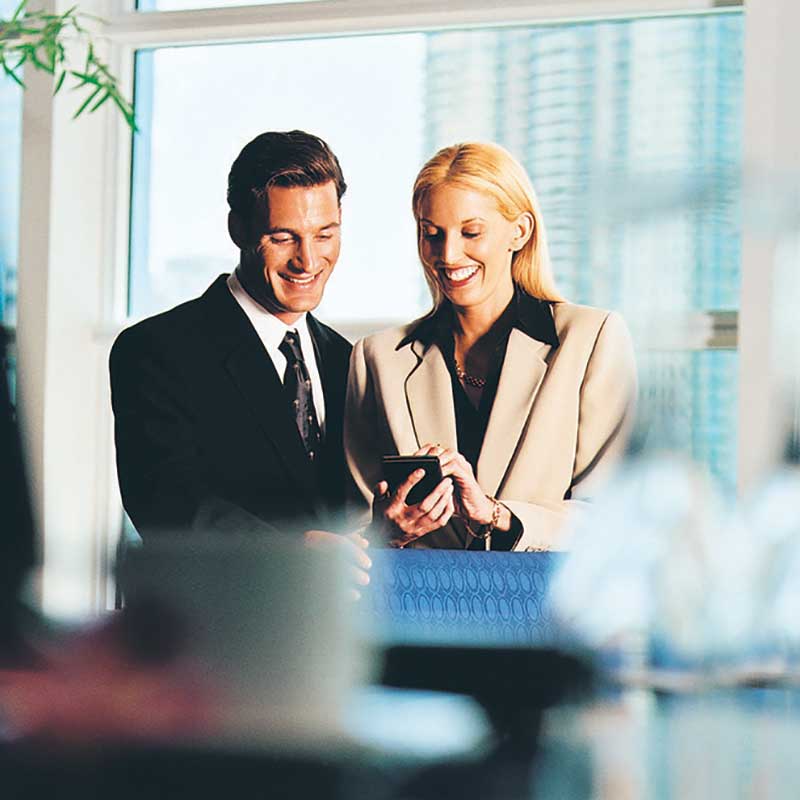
top-left (275, 293), bottom-right (323, 315)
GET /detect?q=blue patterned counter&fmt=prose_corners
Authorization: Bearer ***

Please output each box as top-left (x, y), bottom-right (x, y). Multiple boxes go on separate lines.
top-left (360, 550), bottom-right (565, 647)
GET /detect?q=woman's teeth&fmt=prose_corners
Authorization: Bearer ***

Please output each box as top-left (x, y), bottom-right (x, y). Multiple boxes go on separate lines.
top-left (444, 266), bottom-right (479, 282)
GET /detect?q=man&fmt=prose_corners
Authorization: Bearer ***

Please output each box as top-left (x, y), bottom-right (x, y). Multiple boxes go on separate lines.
top-left (110, 131), bottom-right (364, 564)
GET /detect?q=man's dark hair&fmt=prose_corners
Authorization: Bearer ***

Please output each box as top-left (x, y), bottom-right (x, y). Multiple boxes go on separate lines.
top-left (227, 130), bottom-right (347, 221)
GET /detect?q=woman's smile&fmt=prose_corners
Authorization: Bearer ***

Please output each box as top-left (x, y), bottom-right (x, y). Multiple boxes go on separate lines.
top-left (440, 265), bottom-right (481, 288)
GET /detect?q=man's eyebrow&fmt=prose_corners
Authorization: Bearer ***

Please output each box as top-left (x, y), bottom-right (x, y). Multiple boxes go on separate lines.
top-left (265, 221), bottom-right (341, 235)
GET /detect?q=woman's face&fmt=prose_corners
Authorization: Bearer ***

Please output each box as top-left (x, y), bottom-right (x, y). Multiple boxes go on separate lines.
top-left (418, 184), bottom-right (526, 312)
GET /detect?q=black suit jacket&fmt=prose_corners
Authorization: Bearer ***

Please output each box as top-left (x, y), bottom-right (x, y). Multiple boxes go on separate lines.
top-left (1, 328), bottom-right (36, 653)
top-left (110, 275), bottom-right (353, 539)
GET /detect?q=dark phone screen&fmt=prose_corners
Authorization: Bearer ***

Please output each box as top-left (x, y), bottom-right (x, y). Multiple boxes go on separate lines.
top-left (382, 455), bottom-right (444, 506)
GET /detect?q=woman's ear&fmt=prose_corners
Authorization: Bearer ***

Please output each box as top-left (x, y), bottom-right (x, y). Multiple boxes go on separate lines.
top-left (228, 211), bottom-right (250, 250)
top-left (510, 211), bottom-right (534, 252)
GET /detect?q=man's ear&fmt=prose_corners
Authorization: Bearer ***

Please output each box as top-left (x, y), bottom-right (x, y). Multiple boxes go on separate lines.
top-left (510, 211), bottom-right (534, 252)
top-left (228, 211), bottom-right (250, 250)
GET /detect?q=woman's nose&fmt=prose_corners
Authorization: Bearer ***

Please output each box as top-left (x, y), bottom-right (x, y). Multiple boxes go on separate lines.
top-left (441, 234), bottom-right (463, 265)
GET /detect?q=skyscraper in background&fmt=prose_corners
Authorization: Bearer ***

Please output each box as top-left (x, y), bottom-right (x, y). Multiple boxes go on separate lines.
top-left (422, 13), bottom-right (744, 491)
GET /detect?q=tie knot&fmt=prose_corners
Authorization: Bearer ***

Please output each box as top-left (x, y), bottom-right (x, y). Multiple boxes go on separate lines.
top-left (279, 330), bottom-right (303, 364)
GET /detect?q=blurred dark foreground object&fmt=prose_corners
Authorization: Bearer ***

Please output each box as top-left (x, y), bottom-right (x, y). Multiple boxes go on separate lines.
top-left (0, 328), bottom-right (37, 666)
top-left (381, 645), bottom-right (594, 800)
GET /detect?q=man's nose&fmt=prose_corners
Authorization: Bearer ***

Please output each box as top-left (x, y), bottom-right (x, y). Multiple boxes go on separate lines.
top-left (292, 238), bottom-right (318, 272)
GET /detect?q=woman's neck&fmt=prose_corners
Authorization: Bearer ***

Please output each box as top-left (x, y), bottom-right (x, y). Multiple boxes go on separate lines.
top-left (452, 283), bottom-right (515, 350)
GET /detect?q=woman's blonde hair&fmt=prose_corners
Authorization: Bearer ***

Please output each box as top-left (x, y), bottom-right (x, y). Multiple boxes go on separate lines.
top-left (412, 142), bottom-right (564, 306)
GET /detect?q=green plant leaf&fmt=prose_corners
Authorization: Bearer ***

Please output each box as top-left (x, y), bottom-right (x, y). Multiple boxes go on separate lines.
top-left (53, 69), bottom-right (66, 95)
top-left (1, 59), bottom-right (25, 88)
top-left (69, 70), bottom-right (102, 87)
top-left (10, 0), bottom-right (27, 23)
top-left (72, 85), bottom-right (102, 118)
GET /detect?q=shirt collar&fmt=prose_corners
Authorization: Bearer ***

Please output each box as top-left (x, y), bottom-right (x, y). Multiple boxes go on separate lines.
top-left (227, 271), bottom-right (308, 351)
top-left (397, 285), bottom-right (560, 351)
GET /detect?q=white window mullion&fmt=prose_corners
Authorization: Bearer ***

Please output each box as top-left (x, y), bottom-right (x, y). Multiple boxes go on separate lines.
top-left (738, 0), bottom-right (800, 495)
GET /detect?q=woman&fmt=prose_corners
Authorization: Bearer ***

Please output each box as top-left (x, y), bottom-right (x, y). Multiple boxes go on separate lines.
top-left (345, 142), bottom-right (636, 551)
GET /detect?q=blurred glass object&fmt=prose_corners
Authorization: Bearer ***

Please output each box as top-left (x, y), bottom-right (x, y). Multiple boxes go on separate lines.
top-left (548, 451), bottom-right (749, 679)
top-left (119, 534), bottom-right (372, 746)
top-left (742, 465), bottom-right (800, 673)
top-left (344, 687), bottom-right (491, 760)
top-left (536, 689), bottom-right (800, 800)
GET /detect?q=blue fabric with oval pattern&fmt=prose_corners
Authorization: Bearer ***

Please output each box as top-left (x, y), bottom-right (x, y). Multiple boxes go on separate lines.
top-left (360, 550), bottom-right (564, 647)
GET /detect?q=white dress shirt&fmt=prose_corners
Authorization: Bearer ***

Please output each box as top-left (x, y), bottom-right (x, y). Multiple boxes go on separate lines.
top-left (227, 272), bottom-right (326, 434)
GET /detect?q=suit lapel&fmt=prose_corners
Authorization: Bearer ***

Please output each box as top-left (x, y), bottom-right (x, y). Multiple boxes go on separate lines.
top-left (223, 344), bottom-right (316, 491)
top-left (477, 329), bottom-right (552, 497)
top-left (307, 314), bottom-right (346, 441)
top-left (404, 341), bottom-right (458, 451)
top-left (200, 276), bottom-right (316, 493)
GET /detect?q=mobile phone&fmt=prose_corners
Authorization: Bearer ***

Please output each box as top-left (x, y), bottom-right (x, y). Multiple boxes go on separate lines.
top-left (382, 455), bottom-right (445, 506)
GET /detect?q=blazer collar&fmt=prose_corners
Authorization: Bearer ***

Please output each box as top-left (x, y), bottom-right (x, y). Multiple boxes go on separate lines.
top-left (398, 285), bottom-right (560, 352)
top-left (198, 275), bottom-right (318, 496)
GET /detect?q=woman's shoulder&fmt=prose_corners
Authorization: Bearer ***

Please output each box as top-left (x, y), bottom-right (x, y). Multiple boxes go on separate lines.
top-left (355, 315), bottom-right (432, 358)
top-left (550, 301), bottom-right (630, 341)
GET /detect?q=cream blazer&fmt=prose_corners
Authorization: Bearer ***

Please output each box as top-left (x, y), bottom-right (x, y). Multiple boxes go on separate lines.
top-left (344, 302), bottom-right (637, 551)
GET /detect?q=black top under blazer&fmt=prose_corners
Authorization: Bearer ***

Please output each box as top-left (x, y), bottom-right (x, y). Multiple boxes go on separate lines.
top-left (109, 275), bottom-right (352, 539)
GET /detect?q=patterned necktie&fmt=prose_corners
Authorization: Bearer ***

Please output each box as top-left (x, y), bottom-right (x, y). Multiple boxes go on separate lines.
top-left (279, 330), bottom-right (322, 462)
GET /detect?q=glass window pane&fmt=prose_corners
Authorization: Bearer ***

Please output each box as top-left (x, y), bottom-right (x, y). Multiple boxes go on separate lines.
top-left (128, 13), bottom-right (743, 486)
top-left (0, 5), bottom-right (23, 328)
top-left (638, 349), bottom-right (739, 493)
top-left (129, 12), bottom-right (744, 327)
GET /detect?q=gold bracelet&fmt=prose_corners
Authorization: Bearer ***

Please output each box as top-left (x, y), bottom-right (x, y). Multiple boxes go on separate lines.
top-left (465, 496), bottom-right (502, 540)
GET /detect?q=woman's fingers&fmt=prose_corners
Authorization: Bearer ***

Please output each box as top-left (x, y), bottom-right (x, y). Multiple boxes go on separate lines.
top-left (419, 482), bottom-right (454, 526)
top-left (392, 468), bottom-right (426, 506)
top-left (416, 477), bottom-right (453, 515)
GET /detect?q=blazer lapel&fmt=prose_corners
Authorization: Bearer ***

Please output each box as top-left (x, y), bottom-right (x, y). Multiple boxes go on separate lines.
top-left (404, 341), bottom-right (458, 452)
top-left (200, 276), bottom-right (315, 493)
top-left (477, 329), bottom-right (552, 497)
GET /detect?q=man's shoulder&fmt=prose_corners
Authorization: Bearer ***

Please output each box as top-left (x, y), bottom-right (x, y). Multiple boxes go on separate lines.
top-left (111, 275), bottom-right (229, 359)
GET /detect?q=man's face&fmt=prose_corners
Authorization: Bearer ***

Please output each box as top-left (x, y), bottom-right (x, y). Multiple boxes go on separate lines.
top-left (239, 182), bottom-right (341, 324)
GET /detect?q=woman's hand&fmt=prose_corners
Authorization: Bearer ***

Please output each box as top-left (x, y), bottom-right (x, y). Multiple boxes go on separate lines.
top-left (371, 468), bottom-right (455, 549)
top-left (416, 444), bottom-right (495, 526)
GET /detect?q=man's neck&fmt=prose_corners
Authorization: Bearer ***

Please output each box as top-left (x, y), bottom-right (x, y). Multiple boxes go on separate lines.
top-left (235, 265), bottom-right (303, 326)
